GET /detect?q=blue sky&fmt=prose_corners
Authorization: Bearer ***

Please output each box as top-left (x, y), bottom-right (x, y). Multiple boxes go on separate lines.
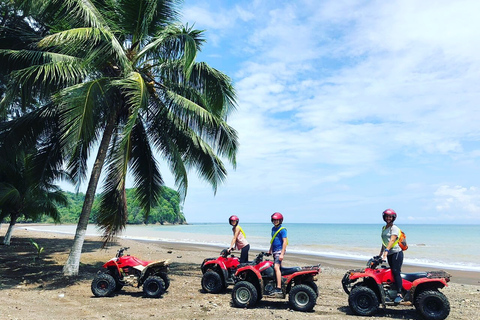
top-left (63, 0), bottom-right (480, 224)
top-left (175, 0), bottom-right (480, 224)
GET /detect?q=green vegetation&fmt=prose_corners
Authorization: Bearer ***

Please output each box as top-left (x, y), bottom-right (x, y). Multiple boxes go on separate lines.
top-left (0, 0), bottom-right (236, 276)
top-left (36, 187), bottom-right (185, 225)
top-left (29, 238), bottom-right (45, 262)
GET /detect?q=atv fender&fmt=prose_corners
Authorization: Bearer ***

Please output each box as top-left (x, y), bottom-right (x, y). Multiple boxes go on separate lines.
top-left (283, 270), bottom-right (319, 286)
top-left (202, 262), bottom-right (229, 287)
top-left (349, 271), bottom-right (378, 282)
top-left (139, 260), bottom-right (170, 281)
top-left (345, 275), bottom-right (386, 306)
top-left (235, 265), bottom-right (262, 280)
top-left (411, 278), bottom-right (448, 299)
top-left (235, 266), bottom-right (263, 293)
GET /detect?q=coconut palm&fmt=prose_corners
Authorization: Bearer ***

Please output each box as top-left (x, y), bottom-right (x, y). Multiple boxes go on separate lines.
top-left (0, 145), bottom-right (68, 245)
top-left (0, 0), bottom-right (237, 275)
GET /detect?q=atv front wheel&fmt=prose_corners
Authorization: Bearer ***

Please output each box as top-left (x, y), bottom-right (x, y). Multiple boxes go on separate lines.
top-left (348, 286), bottom-right (379, 316)
top-left (289, 284), bottom-right (317, 312)
top-left (143, 276), bottom-right (166, 298)
top-left (91, 273), bottom-right (116, 297)
top-left (201, 270), bottom-right (224, 293)
top-left (232, 281), bottom-right (258, 308)
top-left (414, 290), bottom-right (450, 320)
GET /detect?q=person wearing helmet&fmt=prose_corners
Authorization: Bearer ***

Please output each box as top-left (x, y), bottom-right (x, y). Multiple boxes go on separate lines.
top-left (268, 212), bottom-right (288, 296)
top-left (228, 215), bottom-right (250, 263)
top-left (379, 208), bottom-right (404, 304)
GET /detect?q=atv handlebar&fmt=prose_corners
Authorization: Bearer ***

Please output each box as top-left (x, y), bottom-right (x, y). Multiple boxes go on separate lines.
top-left (253, 252), bottom-right (271, 264)
top-left (116, 247), bottom-right (130, 257)
top-left (367, 255), bottom-right (386, 269)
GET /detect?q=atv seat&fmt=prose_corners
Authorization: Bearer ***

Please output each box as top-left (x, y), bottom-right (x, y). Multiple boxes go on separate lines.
top-left (281, 266), bottom-right (301, 276)
top-left (401, 272), bottom-right (428, 282)
top-left (238, 261), bottom-right (255, 268)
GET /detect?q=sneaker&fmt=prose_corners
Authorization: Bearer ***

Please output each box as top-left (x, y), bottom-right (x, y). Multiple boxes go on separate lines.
top-left (394, 295), bottom-right (403, 304)
top-left (270, 288), bottom-right (283, 296)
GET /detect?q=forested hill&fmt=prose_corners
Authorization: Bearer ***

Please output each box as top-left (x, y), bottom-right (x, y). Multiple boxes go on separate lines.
top-left (40, 187), bottom-right (186, 225)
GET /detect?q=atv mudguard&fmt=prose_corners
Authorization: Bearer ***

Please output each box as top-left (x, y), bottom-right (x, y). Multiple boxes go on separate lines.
top-left (139, 259), bottom-right (170, 281)
top-left (201, 260), bottom-right (229, 286)
top-left (410, 277), bottom-right (448, 300)
top-left (343, 272), bottom-right (387, 305)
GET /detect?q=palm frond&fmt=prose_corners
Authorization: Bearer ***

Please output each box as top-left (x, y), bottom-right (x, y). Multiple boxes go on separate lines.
top-left (96, 140), bottom-right (129, 243)
top-left (1, 60), bottom-right (89, 111)
top-left (129, 119), bottom-right (164, 215)
top-left (187, 62), bottom-right (237, 117)
top-left (116, 0), bottom-right (181, 40)
top-left (136, 24), bottom-right (204, 72)
top-left (54, 79), bottom-right (111, 185)
top-left (33, 0), bottom-right (108, 30)
top-left (38, 27), bottom-right (130, 72)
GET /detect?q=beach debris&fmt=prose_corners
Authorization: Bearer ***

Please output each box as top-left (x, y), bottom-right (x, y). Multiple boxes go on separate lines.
top-left (167, 250), bottom-right (173, 254)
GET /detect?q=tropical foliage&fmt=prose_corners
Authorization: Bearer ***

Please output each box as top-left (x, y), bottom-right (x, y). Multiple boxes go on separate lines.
top-left (0, 0), bottom-right (237, 275)
top-left (0, 146), bottom-right (68, 245)
top-left (34, 188), bottom-right (185, 224)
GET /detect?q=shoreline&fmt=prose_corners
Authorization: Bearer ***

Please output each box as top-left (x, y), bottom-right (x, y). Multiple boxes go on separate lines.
top-left (11, 224), bottom-right (480, 286)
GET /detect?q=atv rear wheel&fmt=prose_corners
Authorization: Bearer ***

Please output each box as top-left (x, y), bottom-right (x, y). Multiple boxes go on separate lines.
top-left (303, 281), bottom-right (319, 298)
top-left (158, 272), bottom-right (170, 290)
top-left (289, 284), bottom-right (317, 312)
top-left (91, 273), bottom-right (116, 297)
top-left (143, 276), bottom-right (166, 298)
top-left (232, 281), bottom-right (258, 308)
top-left (414, 290), bottom-right (450, 320)
top-left (348, 286), bottom-right (379, 316)
top-left (201, 270), bottom-right (224, 293)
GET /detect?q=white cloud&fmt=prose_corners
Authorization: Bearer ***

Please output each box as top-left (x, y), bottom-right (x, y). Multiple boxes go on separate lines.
top-left (157, 1), bottom-right (480, 223)
top-left (434, 185), bottom-right (480, 217)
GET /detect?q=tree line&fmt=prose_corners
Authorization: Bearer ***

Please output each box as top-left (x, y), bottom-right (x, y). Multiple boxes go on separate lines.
top-left (38, 188), bottom-right (186, 225)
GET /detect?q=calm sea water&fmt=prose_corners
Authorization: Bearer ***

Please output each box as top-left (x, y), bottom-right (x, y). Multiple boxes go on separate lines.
top-left (23, 223), bottom-right (480, 272)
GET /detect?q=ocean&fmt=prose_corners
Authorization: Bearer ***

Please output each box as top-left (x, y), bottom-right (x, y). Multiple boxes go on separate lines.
top-left (22, 223), bottom-right (480, 272)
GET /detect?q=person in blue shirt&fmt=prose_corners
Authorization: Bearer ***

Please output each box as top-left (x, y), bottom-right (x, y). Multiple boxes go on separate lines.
top-left (268, 212), bottom-right (288, 295)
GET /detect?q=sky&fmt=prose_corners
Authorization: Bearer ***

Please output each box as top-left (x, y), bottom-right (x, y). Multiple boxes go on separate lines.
top-left (64, 0), bottom-right (480, 224)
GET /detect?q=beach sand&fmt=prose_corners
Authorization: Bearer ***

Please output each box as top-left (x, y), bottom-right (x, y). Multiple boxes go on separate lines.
top-left (1, 225), bottom-right (479, 320)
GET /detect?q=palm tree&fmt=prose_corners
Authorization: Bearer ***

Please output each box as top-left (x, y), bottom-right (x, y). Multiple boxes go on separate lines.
top-left (0, 0), bottom-right (238, 275)
top-left (0, 146), bottom-right (68, 245)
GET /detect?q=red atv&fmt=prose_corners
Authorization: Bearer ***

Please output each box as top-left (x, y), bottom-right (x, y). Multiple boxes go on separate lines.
top-left (231, 252), bottom-right (321, 312)
top-left (201, 248), bottom-right (241, 293)
top-left (91, 247), bottom-right (170, 298)
top-left (342, 256), bottom-right (451, 320)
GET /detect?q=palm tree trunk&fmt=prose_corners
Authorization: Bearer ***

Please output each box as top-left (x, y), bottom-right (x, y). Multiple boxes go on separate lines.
top-left (3, 214), bottom-right (18, 246)
top-left (62, 112), bottom-right (117, 276)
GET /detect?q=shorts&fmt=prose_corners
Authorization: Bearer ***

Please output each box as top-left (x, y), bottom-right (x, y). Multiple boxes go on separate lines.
top-left (272, 251), bottom-right (283, 264)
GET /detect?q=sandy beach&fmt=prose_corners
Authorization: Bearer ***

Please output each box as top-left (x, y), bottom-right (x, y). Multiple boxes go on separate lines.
top-left (1, 225), bottom-right (479, 320)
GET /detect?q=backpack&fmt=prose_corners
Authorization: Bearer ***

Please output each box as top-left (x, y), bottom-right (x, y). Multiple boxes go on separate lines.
top-left (382, 226), bottom-right (408, 251)
top-left (397, 229), bottom-right (408, 251)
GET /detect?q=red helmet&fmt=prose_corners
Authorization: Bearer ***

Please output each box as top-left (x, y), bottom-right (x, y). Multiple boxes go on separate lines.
top-left (229, 215), bottom-right (239, 224)
top-left (271, 212), bottom-right (284, 224)
top-left (382, 209), bottom-right (397, 222)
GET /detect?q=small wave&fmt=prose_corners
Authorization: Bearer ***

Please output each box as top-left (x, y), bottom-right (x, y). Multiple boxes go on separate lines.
top-left (286, 248), bottom-right (480, 272)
